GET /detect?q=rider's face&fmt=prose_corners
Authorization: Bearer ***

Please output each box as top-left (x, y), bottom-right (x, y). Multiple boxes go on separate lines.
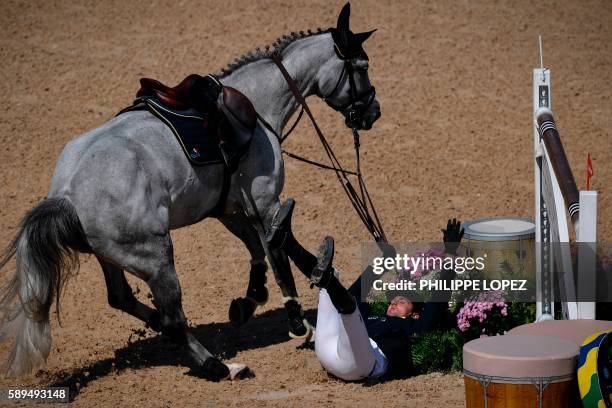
top-left (386, 296), bottom-right (413, 318)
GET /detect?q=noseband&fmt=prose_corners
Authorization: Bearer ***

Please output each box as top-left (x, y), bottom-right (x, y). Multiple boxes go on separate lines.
top-left (322, 59), bottom-right (376, 128)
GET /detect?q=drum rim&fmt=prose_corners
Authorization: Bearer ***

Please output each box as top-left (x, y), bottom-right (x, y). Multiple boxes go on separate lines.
top-left (463, 368), bottom-right (574, 384)
top-left (462, 217), bottom-right (535, 241)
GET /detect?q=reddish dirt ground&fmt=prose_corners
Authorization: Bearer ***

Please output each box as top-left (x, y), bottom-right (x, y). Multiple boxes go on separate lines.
top-left (0, 0), bottom-right (610, 406)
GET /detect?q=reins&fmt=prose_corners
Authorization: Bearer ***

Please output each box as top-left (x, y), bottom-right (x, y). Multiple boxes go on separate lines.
top-left (270, 53), bottom-right (387, 243)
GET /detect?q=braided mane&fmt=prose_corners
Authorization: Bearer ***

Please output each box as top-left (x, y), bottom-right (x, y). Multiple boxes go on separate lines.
top-left (217, 28), bottom-right (330, 78)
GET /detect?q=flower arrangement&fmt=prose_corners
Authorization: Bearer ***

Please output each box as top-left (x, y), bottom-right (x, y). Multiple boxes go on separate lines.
top-left (456, 291), bottom-right (509, 338)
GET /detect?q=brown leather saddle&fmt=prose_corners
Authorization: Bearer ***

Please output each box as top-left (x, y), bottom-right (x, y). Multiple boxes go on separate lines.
top-left (133, 74), bottom-right (257, 169)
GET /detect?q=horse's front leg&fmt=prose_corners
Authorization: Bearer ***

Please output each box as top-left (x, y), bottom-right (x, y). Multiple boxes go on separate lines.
top-left (268, 242), bottom-right (314, 339)
top-left (218, 213), bottom-right (270, 324)
top-left (237, 192), bottom-right (313, 340)
top-left (220, 210), bottom-right (312, 338)
top-left (228, 124), bottom-right (313, 338)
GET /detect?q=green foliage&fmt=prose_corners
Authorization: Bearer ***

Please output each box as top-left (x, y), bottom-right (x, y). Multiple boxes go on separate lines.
top-left (507, 302), bottom-right (536, 327)
top-left (410, 329), bottom-right (464, 374)
top-left (369, 300), bottom-right (389, 317)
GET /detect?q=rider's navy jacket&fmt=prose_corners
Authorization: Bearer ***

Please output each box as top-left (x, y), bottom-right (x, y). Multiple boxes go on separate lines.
top-left (351, 266), bottom-right (455, 379)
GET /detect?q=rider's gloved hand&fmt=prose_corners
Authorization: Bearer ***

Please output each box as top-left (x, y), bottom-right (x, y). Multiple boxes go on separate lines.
top-left (442, 218), bottom-right (464, 256)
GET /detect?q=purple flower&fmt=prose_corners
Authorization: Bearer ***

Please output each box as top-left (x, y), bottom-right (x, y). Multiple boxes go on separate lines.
top-left (456, 291), bottom-right (508, 335)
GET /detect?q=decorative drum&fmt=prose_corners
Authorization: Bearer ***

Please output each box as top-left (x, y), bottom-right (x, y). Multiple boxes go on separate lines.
top-left (461, 217), bottom-right (535, 281)
top-left (578, 330), bottom-right (612, 407)
top-left (508, 320), bottom-right (612, 346)
top-left (464, 334), bottom-right (579, 407)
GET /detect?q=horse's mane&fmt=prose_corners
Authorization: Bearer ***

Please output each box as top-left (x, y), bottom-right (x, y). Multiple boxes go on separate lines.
top-left (217, 27), bottom-right (330, 78)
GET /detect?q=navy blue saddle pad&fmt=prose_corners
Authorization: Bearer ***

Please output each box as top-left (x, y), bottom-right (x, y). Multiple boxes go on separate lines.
top-left (118, 95), bottom-right (224, 166)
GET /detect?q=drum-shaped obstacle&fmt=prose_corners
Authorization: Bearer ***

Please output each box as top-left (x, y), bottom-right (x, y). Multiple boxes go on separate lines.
top-left (508, 320), bottom-right (612, 346)
top-left (461, 217), bottom-right (535, 281)
top-left (463, 334), bottom-right (579, 407)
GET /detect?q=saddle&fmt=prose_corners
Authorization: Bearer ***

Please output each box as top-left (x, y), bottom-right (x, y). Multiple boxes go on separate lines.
top-left (119, 74), bottom-right (257, 169)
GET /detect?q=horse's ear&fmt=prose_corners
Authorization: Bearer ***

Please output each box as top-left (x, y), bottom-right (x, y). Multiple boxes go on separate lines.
top-left (332, 3), bottom-right (374, 60)
top-left (337, 2), bottom-right (351, 33)
top-left (354, 29), bottom-right (376, 45)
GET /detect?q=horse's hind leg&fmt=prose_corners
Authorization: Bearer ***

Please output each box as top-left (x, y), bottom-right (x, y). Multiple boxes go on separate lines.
top-left (96, 233), bottom-right (233, 381)
top-left (145, 236), bottom-right (231, 380)
top-left (98, 257), bottom-right (161, 332)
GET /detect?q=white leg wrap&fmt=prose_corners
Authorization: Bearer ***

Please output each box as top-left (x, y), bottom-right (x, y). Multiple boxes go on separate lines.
top-left (281, 296), bottom-right (300, 304)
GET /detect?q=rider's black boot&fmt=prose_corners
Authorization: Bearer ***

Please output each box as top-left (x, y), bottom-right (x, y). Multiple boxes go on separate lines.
top-left (311, 237), bottom-right (356, 315)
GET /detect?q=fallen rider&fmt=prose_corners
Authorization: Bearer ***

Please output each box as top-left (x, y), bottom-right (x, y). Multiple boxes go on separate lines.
top-left (266, 198), bottom-right (464, 381)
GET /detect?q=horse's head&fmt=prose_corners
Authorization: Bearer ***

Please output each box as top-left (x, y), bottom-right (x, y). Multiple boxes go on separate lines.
top-left (319, 3), bottom-right (380, 130)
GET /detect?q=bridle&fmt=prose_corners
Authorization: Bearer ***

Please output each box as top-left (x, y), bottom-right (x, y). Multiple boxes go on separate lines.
top-left (264, 51), bottom-right (388, 244)
top-left (322, 56), bottom-right (377, 129)
top-left (269, 51), bottom-right (377, 143)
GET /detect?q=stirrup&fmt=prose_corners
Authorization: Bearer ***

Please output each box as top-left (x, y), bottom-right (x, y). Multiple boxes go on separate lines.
top-left (310, 236), bottom-right (335, 288)
top-left (266, 198), bottom-right (296, 247)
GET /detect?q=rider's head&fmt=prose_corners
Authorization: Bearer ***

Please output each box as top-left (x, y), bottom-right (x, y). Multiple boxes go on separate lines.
top-left (386, 296), bottom-right (414, 318)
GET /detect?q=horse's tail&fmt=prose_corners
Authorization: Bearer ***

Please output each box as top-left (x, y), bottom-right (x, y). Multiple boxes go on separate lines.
top-left (0, 197), bottom-right (87, 377)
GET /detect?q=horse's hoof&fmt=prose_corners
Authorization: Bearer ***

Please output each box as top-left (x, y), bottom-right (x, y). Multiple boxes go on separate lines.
top-left (195, 357), bottom-right (230, 382)
top-left (288, 318), bottom-right (315, 341)
top-left (229, 297), bottom-right (257, 325)
top-left (227, 363), bottom-right (255, 380)
top-left (145, 311), bottom-right (161, 332)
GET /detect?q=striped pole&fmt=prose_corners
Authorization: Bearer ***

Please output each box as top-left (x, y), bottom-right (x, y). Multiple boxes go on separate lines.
top-left (535, 107), bottom-right (580, 227)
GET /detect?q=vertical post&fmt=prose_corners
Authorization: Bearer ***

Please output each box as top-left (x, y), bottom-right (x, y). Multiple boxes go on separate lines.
top-left (577, 191), bottom-right (597, 319)
top-left (534, 61), bottom-right (553, 321)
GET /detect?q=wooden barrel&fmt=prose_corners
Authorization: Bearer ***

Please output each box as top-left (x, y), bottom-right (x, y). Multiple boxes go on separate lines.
top-left (464, 335), bottom-right (579, 407)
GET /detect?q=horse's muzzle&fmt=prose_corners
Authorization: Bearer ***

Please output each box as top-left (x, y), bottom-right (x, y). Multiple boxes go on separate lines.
top-left (347, 101), bottom-right (381, 130)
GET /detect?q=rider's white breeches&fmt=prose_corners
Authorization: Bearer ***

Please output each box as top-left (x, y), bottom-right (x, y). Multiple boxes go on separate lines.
top-left (314, 288), bottom-right (387, 381)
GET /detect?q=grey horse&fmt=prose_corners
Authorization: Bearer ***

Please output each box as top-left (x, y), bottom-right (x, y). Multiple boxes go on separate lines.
top-left (0, 3), bottom-right (380, 380)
